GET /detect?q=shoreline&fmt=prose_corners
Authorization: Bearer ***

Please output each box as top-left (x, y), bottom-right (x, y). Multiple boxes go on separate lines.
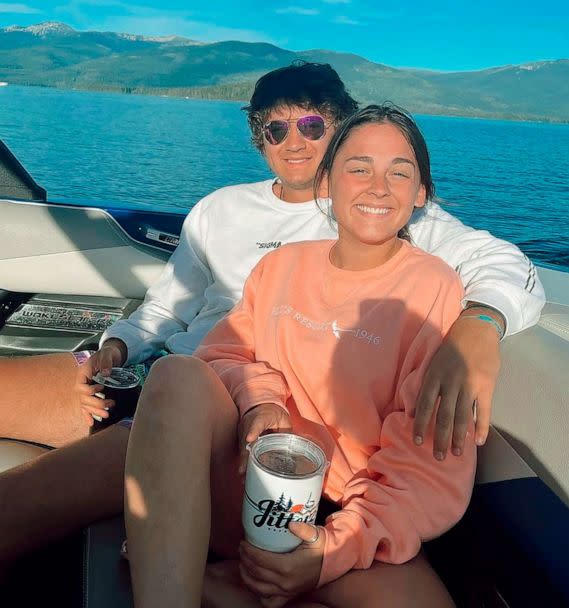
top-left (4, 82), bottom-right (568, 126)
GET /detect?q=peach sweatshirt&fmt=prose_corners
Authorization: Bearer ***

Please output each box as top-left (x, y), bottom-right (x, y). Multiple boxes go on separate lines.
top-left (195, 239), bottom-right (476, 586)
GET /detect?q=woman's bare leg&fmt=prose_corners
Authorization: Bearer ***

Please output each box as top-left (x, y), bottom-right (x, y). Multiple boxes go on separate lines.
top-left (202, 561), bottom-right (261, 608)
top-left (303, 551), bottom-right (454, 608)
top-left (202, 561), bottom-right (328, 608)
top-left (0, 423), bottom-right (129, 564)
top-left (125, 355), bottom-right (243, 608)
top-left (200, 551), bottom-right (451, 608)
top-left (0, 353), bottom-right (89, 447)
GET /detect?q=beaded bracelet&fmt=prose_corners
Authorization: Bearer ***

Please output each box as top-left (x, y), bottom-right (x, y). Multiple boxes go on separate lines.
top-left (461, 314), bottom-right (505, 340)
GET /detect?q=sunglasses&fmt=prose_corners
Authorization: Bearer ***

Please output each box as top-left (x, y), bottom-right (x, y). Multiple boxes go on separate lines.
top-left (262, 115), bottom-right (328, 145)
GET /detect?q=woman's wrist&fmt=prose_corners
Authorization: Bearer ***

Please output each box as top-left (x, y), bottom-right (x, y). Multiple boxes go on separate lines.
top-left (460, 303), bottom-right (506, 340)
top-left (240, 401), bottom-right (285, 419)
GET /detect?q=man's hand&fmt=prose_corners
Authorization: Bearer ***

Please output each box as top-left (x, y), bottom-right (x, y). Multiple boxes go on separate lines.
top-left (238, 403), bottom-right (292, 474)
top-left (238, 522), bottom-right (325, 607)
top-left (75, 339), bottom-right (128, 425)
top-left (412, 312), bottom-right (501, 459)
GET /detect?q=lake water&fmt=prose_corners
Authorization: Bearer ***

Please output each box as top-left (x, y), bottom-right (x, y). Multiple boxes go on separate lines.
top-left (1, 85), bottom-right (568, 270)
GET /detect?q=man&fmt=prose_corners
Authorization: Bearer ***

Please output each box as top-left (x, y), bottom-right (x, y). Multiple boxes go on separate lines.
top-left (0, 62), bottom-right (544, 563)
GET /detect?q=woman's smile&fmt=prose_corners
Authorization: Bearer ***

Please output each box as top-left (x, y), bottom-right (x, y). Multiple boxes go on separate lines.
top-left (354, 204), bottom-right (392, 216)
top-left (328, 121), bottom-right (426, 269)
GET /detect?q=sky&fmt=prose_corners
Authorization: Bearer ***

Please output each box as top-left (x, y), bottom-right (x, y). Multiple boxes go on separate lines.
top-left (0, 0), bottom-right (568, 71)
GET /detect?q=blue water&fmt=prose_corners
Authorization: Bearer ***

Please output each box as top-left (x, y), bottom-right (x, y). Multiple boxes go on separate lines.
top-left (1, 85), bottom-right (568, 270)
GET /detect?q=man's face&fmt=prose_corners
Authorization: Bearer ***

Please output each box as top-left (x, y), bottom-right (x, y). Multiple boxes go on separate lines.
top-left (262, 105), bottom-right (336, 203)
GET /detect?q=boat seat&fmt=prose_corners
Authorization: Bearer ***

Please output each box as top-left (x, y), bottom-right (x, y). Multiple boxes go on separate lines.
top-left (492, 301), bottom-right (569, 506)
top-left (83, 516), bottom-right (133, 608)
top-left (0, 437), bottom-right (50, 472)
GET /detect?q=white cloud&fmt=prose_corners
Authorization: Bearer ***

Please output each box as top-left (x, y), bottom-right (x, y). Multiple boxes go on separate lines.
top-left (55, 0), bottom-right (183, 18)
top-left (53, 1), bottom-right (285, 45)
top-left (57, 0), bottom-right (136, 7)
top-left (54, 0), bottom-right (137, 29)
top-left (55, 0), bottom-right (193, 23)
top-left (275, 6), bottom-right (319, 16)
top-left (357, 8), bottom-right (407, 21)
top-left (0, 3), bottom-right (41, 12)
top-left (334, 15), bottom-right (359, 25)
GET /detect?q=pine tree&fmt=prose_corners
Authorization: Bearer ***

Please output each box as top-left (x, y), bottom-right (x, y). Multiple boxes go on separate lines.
top-left (276, 493), bottom-right (287, 510)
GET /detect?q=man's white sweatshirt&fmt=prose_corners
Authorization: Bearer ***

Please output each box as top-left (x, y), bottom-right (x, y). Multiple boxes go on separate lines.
top-left (102, 179), bottom-right (545, 364)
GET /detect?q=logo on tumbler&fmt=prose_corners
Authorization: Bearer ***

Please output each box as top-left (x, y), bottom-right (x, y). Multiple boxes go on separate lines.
top-left (245, 491), bottom-right (317, 532)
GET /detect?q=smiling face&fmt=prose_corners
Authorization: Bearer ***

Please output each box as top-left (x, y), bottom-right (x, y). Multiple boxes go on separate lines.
top-left (329, 121), bottom-right (426, 267)
top-left (262, 105), bottom-right (336, 203)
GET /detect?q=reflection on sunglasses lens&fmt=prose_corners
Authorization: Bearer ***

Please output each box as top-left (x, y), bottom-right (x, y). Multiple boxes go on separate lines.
top-left (299, 117), bottom-right (325, 139)
top-left (266, 121), bottom-right (289, 144)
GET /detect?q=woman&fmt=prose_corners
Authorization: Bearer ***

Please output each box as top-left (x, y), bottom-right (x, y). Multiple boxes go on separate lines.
top-left (124, 104), bottom-right (476, 607)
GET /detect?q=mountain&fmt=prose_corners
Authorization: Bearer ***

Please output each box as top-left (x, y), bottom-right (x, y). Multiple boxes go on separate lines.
top-left (3, 21), bottom-right (76, 36)
top-left (0, 22), bottom-right (567, 123)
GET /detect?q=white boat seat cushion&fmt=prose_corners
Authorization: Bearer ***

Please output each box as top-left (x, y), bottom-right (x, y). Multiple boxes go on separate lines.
top-left (492, 302), bottom-right (569, 506)
top-left (0, 438), bottom-right (50, 473)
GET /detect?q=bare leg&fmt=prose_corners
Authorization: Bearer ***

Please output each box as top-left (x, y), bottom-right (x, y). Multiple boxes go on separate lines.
top-left (202, 561), bottom-right (261, 608)
top-left (0, 353), bottom-right (90, 447)
top-left (199, 552), bottom-right (451, 608)
top-left (125, 355), bottom-right (243, 608)
top-left (202, 562), bottom-right (327, 608)
top-left (302, 551), bottom-right (455, 608)
top-left (0, 424), bottom-right (128, 564)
